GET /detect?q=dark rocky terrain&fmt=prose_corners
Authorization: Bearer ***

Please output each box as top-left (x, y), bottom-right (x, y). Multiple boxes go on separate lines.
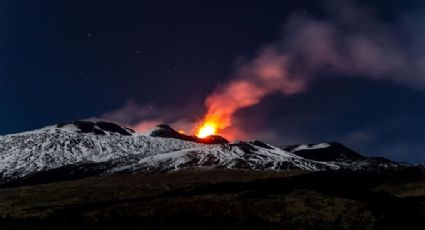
top-left (0, 168), bottom-right (425, 230)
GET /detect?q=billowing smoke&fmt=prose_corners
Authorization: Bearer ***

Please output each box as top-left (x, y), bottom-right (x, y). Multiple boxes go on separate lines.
top-left (201, 0), bottom-right (425, 135)
top-left (103, 0), bottom-right (425, 139)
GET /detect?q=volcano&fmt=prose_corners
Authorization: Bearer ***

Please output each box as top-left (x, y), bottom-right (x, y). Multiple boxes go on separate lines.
top-left (0, 120), bottom-right (424, 229)
top-left (0, 120), bottom-right (406, 186)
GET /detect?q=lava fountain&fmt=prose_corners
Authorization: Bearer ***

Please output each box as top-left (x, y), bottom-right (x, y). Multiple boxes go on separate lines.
top-left (196, 121), bottom-right (218, 138)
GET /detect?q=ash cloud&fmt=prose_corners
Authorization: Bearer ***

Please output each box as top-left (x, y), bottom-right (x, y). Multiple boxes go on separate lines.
top-left (203, 0), bottom-right (425, 135)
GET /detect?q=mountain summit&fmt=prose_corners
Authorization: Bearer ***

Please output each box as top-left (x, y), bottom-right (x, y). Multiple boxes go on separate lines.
top-left (56, 120), bottom-right (135, 136)
top-left (148, 124), bottom-right (229, 144)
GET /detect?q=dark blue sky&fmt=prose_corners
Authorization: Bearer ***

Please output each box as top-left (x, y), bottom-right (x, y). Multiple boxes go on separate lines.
top-left (1, 0), bottom-right (424, 162)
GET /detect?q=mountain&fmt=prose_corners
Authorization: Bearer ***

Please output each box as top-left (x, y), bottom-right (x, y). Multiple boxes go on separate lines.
top-left (0, 121), bottom-right (423, 230)
top-left (0, 120), bottom-right (406, 186)
top-left (282, 142), bottom-right (406, 170)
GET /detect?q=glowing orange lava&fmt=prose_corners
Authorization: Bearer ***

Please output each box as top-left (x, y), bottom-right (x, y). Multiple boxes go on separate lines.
top-left (196, 122), bottom-right (218, 138)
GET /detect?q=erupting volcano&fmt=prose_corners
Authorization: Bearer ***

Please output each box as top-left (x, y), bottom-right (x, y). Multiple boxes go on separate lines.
top-left (196, 122), bottom-right (218, 138)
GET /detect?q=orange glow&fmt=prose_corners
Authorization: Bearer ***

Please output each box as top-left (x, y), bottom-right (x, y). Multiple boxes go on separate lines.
top-left (196, 122), bottom-right (217, 138)
top-left (177, 130), bottom-right (185, 134)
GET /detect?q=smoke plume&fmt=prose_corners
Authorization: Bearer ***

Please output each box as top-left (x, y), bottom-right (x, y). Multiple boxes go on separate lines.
top-left (103, 0), bottom-right (425, 139)
top-left (201, 0), bottom-right (425, 134)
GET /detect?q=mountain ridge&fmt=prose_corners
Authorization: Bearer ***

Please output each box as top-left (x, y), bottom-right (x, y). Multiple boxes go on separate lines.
top-left (0, 120), bottom-right (408, 186)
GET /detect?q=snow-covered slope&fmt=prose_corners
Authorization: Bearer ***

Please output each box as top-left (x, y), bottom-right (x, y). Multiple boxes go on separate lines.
top-left (0, 121), bottom-right (405, 184)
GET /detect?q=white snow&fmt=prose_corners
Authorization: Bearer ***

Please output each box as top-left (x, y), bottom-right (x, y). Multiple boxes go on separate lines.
top-left (0, 124), bottom-right (402, 182)
top-left (292, 143), bottom-right (331, 152)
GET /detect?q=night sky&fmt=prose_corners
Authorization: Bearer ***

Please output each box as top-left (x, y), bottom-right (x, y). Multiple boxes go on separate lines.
top-left (1, 0), bottom-right (425, 162)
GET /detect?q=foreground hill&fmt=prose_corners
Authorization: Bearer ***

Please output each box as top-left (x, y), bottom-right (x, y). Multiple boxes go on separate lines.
top-left (0, 168), bottom-right (424, 229)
